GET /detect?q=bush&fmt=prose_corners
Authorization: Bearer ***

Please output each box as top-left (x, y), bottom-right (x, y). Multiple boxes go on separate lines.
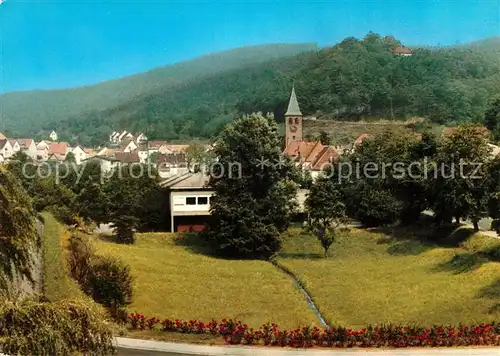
top-left (67, 233), bottom-right (134, 314)
top-left (67, 233), bottom-right (95, 285)
top-left (0, 299), bottom-right (115, 355)
top-left (47, 205), bottom-right (81, 226)
top-left (85, 256), bottom-right (133, 310)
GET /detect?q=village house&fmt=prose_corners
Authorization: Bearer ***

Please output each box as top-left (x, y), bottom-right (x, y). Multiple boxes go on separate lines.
top-left (48, 142), bottom-right (69, 161)
top-left (36, 141), bottom-right (51, 161)
top-left (18, 139), bottom-right (37, 159)
top-left (114, 151), bottom-right (140, 164)
top-left (161, 144), bottom-right (190, 155)
top-left (120, 138), bottom-right (138, 153)
top-left (9, 139), bottom-right (20, 154)
top-left (157, 152), bottom-right (189, 178)
top-left (392, 46), bottom-right (413, 56)
top-left (49, 130), bottom-right (58, 141)
top-left (84, 147), bottom-right (96, 158)
top-left (134, 132), bottom-right (148, 144)
top-left (70, 145), bottom-right (87, 165)
top-left (161, 171), bottom-right (309, 232)
top-left (0, 139), bottom-right (13, 160)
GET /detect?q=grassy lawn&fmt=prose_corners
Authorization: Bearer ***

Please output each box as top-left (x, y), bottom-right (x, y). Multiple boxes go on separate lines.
top-left (41, 212), bottom-right (89, 301)
top-left (92, 233), bottom-right (318, 329)
top-left (278, 227), bottom-right (500, 329)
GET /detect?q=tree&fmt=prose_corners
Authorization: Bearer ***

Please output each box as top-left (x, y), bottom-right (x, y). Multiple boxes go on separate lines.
top-left (342, 129), bottom-right (425, 226)
top-left (317, 130), bottom-right (331, 145)
top-left (105, 167), bottom-right (140, 244)
top-left (305, 176), bottom-right (348, 257)
top-left (6, 151), bottom-right (36, 192)
top-left (484, 97), bottom-right (500, 141)
top-left (429, 125), bottom-right (490, 228)
top-left (75, 181), bottom-right (109, 224)
top-left (0, 166), bottom-right (38, 290)
top-left (185, 141), bottom-right (214, 172)
top-left (65, 151), bottom-right (76, 163)
top-left (202, 113), bottom-right (298, 259)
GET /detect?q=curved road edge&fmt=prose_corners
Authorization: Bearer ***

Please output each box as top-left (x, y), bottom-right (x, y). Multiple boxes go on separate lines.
top-left (115, 337), bottom-right (500, 355)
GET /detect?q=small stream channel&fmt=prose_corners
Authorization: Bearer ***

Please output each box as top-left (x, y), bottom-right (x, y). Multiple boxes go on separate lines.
top-left (271, 261), bottom-right (329, 328)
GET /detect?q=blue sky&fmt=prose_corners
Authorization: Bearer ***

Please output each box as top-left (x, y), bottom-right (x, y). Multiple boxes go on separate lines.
top-left (1, 0), bottom-right (499, 93)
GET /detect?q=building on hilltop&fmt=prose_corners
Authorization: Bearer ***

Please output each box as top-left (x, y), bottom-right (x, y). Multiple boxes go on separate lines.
top-left (392, 46), bottom-right (413, 56)
top-left (282, 86), bottom-right (340, 179)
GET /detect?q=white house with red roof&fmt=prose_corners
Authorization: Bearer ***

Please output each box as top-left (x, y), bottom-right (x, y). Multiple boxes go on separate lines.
top-left (8, 139), bottom-right (20, 154)
top-left (18, 139), bottom-right (37, 159)
top-left (70, 145), bottom-right (88, 164)
top-left (0, 139), bottom-right (13, 160)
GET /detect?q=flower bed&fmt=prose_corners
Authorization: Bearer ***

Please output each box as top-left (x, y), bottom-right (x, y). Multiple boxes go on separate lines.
top-left (127, 313), bottom-right (500, 348)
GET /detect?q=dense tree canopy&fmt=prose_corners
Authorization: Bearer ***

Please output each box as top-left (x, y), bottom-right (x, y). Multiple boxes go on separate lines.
top-left (2, 35), bottom-right (499, 145)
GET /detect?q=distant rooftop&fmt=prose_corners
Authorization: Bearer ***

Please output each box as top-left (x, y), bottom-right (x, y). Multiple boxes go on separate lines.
top-left (392, 46), bottom-right (413, 55)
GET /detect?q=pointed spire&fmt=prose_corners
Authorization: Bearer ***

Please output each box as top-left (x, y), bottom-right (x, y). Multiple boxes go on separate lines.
top-left (285, 86), bottom-right (302, 116)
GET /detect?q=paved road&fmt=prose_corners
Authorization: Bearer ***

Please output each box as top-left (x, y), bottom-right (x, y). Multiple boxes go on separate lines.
top-left (117, 348), bottom-right (183, 356)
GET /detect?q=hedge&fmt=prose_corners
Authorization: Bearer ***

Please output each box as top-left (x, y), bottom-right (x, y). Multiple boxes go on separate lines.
top-left (127, 314), bottom-right (500, 348)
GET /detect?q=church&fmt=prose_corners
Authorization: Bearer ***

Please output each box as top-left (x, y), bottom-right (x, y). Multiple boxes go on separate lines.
top-left (282, 87), bottom-right (340, 179)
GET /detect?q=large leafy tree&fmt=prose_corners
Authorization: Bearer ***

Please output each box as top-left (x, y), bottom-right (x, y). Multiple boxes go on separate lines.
top-left (342, 129), bottom-right (426, 226)
top-left (429, 125), bottom-right (490, 228)
top-left (203, 113), bottom-right (298, 259)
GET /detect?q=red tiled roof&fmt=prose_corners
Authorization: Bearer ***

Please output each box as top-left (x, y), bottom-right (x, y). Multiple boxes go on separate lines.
top-left (310, 146), bottom-right (340, 171)
top-left (18, 139), bottom-right (34, 149)
top-left (165, 144), bottom-right (189, 152)
top-left (0, 139), bottom-right (9, 150)
top-left (283, 140), bottom-right (339, 171)
top-left (148, 140), bottom-right (168, 149)
top-left (48, 142), bottom-right (69, 155)
top-left (392, 46), bottom-right (413, 54)
top-left (283, 141), bottom-right (320, 163)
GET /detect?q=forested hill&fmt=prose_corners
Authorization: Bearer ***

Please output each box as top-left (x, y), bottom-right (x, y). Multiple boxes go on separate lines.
top-left (0, 43), bottom-right (316, 140)
top-left (5, 34), bottom-right (500, 146)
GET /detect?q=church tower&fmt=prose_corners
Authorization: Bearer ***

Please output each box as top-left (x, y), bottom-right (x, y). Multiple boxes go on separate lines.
top-left (284, 86), bottom-right (303, 147)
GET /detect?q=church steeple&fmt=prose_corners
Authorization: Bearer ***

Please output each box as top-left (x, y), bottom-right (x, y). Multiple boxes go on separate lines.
top-left (285, 86), bottom-right (302, 116)
top-left (284, 86), bottom-right (303, 148)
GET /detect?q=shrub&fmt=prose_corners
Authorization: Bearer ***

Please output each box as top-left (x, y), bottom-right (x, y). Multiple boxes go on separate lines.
top-left (47, 205), bottom-right (80, 226)
top-left (67, 233), bottom-right (95, 285)
top-left (85, 255), bottom-right (133, 311)
top-left (67, 233), bottom-right (134, 315)
top-left (0, 299), bottom-right (115, 355)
